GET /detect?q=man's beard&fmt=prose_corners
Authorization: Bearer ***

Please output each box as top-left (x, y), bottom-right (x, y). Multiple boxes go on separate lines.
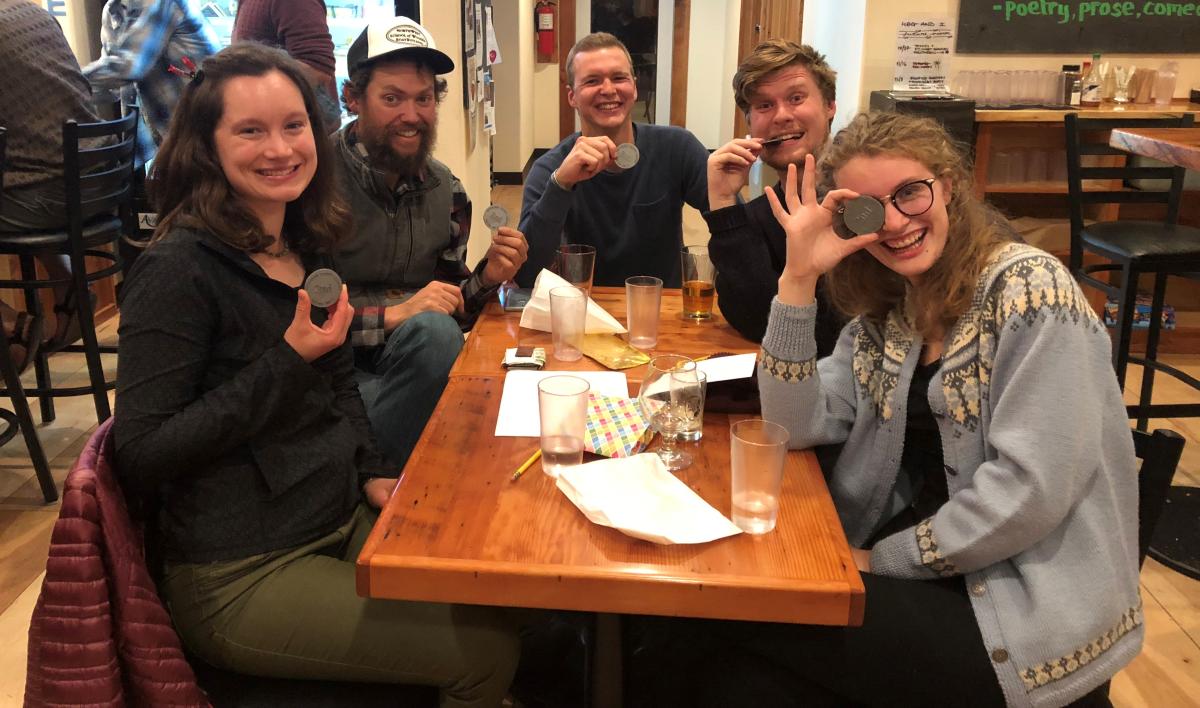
top-left (360, 119), bottom-right (437, 179)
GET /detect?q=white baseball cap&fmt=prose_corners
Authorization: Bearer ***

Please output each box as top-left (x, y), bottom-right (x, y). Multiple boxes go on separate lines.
top-left (347, 16), bottom-right (455, 75)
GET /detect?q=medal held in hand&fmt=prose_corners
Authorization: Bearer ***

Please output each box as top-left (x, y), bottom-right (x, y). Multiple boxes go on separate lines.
top-left (483, 204), bottom-right (509, 230)
top-left (615, 143), bottom-right (640, 170)
top-left (304, 268), bottom-right (343, 308)
top-left (837, 196), bottom-right (885, 238)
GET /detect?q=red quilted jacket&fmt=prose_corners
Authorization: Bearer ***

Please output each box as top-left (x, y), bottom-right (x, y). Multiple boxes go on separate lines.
top-left (24, 418), bottom-right (210, 707)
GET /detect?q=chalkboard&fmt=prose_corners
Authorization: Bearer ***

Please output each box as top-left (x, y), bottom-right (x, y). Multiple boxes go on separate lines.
top-left (956, 0), bottom-right (1197, 54)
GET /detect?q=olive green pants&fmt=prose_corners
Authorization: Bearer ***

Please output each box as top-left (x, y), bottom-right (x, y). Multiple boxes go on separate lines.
top-left (161, 504), bottom-right (520, 708)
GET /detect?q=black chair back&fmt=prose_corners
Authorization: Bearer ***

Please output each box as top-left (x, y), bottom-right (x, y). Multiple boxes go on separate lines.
top-left (62, 109), bottom-right (139, 255)
top-left (1133, 427), bottom-right (1186, 567)
top-left (0, 125), bottom-right (7, 196)
top-left (1063, 113), bottom-right (1195, 273)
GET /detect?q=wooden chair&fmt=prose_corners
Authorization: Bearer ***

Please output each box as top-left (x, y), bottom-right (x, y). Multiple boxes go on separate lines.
top-left (1064, 113), bottom-right (1200, 430)
top-left (0, 111), bottom-right (139, 425)
top-left (0, 126), bottom-right (56, 503)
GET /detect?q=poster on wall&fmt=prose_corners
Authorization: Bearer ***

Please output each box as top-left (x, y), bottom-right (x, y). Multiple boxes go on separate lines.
top-left (893, 16), bottom-right (954, 92)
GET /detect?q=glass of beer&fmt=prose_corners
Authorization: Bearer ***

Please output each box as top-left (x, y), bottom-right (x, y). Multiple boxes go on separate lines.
top-left (681, 246), bottom-right (716, 319)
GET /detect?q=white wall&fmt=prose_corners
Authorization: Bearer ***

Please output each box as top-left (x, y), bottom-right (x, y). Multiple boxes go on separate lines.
top-left (802, 0), bottom-right (867, 134)
top-left (422, 1), bottom-right (494, 267)
top-left (493, 0), bottom-right (535, 173)
top-left (685, 0), bottom-right (742, 148)
top-left (533, 62), bottom-right (562, 148)
top-left (859, 0), bottom-right (1200, 110)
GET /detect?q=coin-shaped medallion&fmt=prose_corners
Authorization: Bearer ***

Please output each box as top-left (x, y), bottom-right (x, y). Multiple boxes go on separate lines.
top-left (483, 204), bottom-right (509, 229)
top-left (304, 268), bottom-right (343, 308)
top-left (615, 142), bottom-right (640, 170)
top-left (841, 196), bottom-right (886, 236)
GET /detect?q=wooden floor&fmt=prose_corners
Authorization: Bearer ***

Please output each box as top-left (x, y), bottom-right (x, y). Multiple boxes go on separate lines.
top-left (0, 190), bottom-right (1197, 704)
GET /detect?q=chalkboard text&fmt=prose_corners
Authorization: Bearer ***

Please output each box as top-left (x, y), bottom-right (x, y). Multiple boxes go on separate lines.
top-left (994, 0), bottom-right (1200, 23)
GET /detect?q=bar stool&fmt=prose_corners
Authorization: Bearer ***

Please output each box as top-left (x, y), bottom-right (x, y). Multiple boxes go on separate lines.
top-left (0, 110), bottom-right (139, 424)
top-left (0, 126), bottom-right (56, 503)
top-left (1064, 113), bottom-right (1200, 429)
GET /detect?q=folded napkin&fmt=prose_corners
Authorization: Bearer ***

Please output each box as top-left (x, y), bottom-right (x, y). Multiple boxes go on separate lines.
top-left (519, 269), bottom-right (626, 334)
top-left (556, 454), bottom-right (742, 545)
top-left (585, 392), bottom-right (653, 458)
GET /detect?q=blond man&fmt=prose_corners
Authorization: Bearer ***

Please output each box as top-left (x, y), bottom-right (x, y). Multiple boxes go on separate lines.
top-left (703, 40), bottom-right (841, 347)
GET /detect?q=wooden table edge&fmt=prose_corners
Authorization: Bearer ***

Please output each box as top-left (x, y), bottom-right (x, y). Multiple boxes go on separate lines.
top-left (356, 554), bottom-right (863, 626)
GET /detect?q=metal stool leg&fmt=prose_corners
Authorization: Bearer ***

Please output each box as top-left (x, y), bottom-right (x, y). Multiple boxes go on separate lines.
top-left (0, 324), bottom-right (55, 503)
top-left (17, 254), bottom-right (55, 423)
top-left (1112, 262), bottom-right (1138, 390)
top-left (1137, 273), bottom-right (1169, 432)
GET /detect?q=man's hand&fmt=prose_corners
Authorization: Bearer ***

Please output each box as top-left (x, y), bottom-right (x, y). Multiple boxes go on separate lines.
top-left (553, 135), bottom-right (617, 189)
top-left (363, 476), bottom-right (398, 509)
top-left (707, 137), bottom-right (763, 210)
top-left (284, 286), bottom-right (353, 363)
top-left (383, 281), bottom-right (465, 330)
top-left (851, 548), bottom-right (872, 573)
top-left (481, 227), bottom-right (529, 286)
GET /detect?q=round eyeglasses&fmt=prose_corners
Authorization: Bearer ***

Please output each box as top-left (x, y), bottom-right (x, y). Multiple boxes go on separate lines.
top-left (878, 178), bottom-right (936, 217)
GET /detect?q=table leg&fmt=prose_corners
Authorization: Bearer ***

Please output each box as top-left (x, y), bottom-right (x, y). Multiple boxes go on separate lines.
top-left (591, 613), bottom-right (623, 708)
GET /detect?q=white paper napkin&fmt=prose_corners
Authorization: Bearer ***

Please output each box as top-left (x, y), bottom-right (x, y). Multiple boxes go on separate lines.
top-left (556, 453), bottom-right (742, 545)
top-left (519, 269), bottom-right (627, 334)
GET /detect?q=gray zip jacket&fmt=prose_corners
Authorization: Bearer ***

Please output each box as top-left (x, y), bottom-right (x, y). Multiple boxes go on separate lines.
top-left (760, 243), bottom-right (1142, 707)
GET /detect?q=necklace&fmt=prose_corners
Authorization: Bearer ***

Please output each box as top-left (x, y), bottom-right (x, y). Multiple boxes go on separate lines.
top-left (263, 240), bottom-right (291, 258)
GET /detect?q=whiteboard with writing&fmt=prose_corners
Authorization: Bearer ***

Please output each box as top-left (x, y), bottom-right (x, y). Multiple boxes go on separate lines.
top-left (894, 16), bottom-right (955, 92)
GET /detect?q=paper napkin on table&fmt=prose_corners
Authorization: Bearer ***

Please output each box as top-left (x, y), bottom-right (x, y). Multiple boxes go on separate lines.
top-left (556, 453), bottom-right (742, 545)
top-left (585, 392), bottom-right (653, 458)
top-left (519, 269), bottom-right (626, 334)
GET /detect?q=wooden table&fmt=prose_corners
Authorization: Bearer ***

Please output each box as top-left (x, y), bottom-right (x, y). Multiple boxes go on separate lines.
top-left (451, 286), bottom-right (760, 382)
top-left (357, 375), bottom-right (866, 626)
top-left (1109, 127), bottom-right (1200, 171)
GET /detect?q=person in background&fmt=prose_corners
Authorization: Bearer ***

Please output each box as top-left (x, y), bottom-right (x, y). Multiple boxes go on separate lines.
top-left (114, 43), bottom-right (519, 706)
top-left (515, 32), bottom-right (708, 288)
top-left (0, 0), bottom-right (105, 367)
top-left (233, 0), bottom-right (342, 128)
top-left (84, 0), bottom-right (219, 166)
top-left (334, 17), bottom-right (528, 469)
top-left (703, 39), bottom-right (842, 351)
top-left (632, 112), bottom-right (1140, 708)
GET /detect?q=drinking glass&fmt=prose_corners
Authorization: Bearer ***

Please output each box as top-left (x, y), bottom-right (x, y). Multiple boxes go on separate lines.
top-left (1112, 65), bottom-right (1135, 104)
top-left (556, 244), bottom-right (596, 296)
top-left (674, 370), bottom-right (706, 442)
top-left (637, 355), bottom-right (700, 471)
top-left (538, 375), bottom-right (590, 478)
top-left (625, 275), bottom-right (663, 349)
top-left (730, 419), bottom-right (790, 534)
top-left (549, 286), bottom-right (586, 362)
top-left (680, 246), bottom-right (716, 319)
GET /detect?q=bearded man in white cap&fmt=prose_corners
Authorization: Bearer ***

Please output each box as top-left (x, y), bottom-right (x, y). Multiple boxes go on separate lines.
top-left (334, 17), bottom-right (528, 468)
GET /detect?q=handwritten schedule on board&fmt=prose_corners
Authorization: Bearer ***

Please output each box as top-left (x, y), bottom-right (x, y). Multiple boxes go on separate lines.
top-left (894, 16), bottom-right (955, 92)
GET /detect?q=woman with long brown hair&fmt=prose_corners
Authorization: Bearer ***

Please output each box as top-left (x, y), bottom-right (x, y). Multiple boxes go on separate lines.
top-left (633, 113), bottom-right (1139, 708)
top-left (113, 43), bottom-right (519, 706)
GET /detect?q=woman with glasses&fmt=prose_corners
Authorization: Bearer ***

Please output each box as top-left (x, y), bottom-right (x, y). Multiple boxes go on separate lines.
top-left (631, 113), bottom-right (1138, 707)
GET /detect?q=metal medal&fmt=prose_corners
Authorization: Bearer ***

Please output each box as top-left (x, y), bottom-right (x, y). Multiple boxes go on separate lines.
top-left (841, 196), bottom-right (886, 237)
top-left (615, 143), bottom-right (640, 170)
top-left (483, 204), bottom-right (509, 229)
top-left (304, 268), bottom-right (343, 308)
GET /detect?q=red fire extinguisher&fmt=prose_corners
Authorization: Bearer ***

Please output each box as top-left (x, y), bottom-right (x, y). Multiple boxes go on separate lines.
top-left (536, 0), bottom-right (556, 63)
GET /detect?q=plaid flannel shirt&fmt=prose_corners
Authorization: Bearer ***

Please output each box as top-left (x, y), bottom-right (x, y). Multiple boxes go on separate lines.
top-left (84, 0), bottom-right (218, 161)
top-left (335, 126), bottom-right (497, 348)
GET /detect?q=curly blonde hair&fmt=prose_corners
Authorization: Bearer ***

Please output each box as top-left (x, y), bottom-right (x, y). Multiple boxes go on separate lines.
top-left (818, 112), bottom-right (1014, 339)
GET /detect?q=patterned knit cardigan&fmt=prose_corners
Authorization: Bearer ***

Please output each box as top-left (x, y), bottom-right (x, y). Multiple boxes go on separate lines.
top-left (759, 243), bottom-right (1142, 708)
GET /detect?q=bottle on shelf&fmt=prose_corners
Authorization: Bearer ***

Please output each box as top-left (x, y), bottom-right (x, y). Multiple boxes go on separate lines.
top-left (1062, 64), bottom-right (1082, 106)
top-left (1080, 53), bottom-right (1102, 107)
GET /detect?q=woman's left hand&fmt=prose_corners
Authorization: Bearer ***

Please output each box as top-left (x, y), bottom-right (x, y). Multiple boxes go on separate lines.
top-left (363, 476), bottom-right (398, 509)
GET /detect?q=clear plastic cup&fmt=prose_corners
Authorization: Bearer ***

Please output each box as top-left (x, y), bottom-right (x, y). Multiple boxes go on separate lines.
top-left (550, 286), bottom-right (586, 362)
top-left (538, 375), bottom-right (590, 478)
top-left (730, 419), bottom-right (790, 535)
top-left (625, 276), bottom-right (663, 350)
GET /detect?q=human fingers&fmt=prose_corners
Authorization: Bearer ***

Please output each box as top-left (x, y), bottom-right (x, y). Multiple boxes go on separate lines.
top-left (293, 287), bottom-right (313, 326)
top-left (711, 151), bottom-right (753, 173)
top-left (764, 179), bottom-right (788, 222)
top-left (324, 286), bottom-right (353, 336)
top-left (801, 153), bottom-right (819, 207)
top-left (783, 163), bottom-right (801, 214)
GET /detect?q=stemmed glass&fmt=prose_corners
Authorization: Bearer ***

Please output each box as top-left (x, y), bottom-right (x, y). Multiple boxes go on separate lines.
top-left (638, 355), bottom-right (702, 471)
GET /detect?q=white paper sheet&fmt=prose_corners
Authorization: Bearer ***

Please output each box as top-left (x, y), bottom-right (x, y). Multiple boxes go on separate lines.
top-left (557, 453), bottom-right (743, 545)
top-left (696, 353), bottom-right (757, 383)
top-left (519, 269), bottom-right (627, 334)
top-left (494, 370), bottom-right (631, 437)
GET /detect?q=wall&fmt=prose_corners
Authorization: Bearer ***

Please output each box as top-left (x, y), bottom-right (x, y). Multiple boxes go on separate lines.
top-left (859, 0), bottom-right (1200, 111)
top-left (39, 0), bottom-right (99, 64)
top-left (422, 0), bottom-right (494, 267)
top-left (685, 0), bottom-right (743, 148)
top-left (493, 0), bottom-right (536, 173)
top-left (802, 0), bottom-right (867, 134)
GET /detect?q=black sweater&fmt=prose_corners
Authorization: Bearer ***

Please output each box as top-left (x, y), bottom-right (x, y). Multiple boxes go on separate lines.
top-left (114, 227), bottom-right (391, 563)
top-left (703, 184), bottom-right (843, 354)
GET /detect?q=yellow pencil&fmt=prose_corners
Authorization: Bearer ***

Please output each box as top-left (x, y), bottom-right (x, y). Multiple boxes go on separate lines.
top-left (510, 449), bottom-right (542, 481)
